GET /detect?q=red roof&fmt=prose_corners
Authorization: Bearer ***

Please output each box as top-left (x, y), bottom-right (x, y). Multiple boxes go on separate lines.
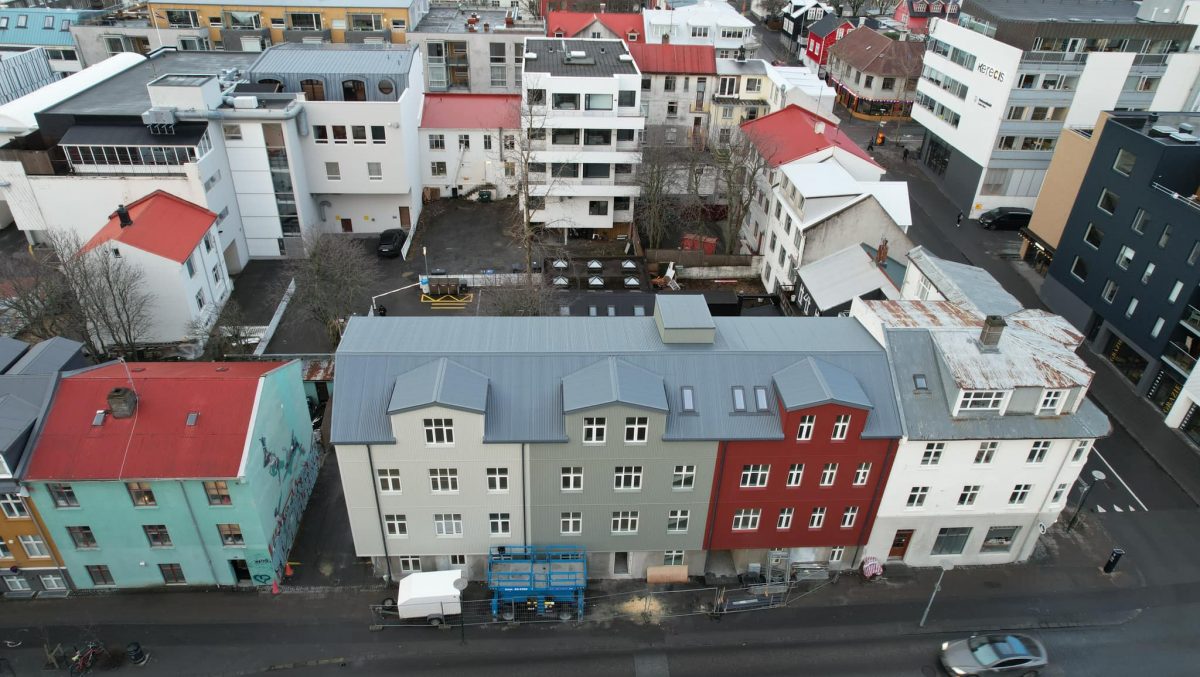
top-left (626, 43), bottom-right (716, 74)
top-left (26, 362), bottom-right (286, 481)
top-left (546, 11), bottom-right (644, 41)
top-left (420, 94), bottom-right (521, 130)
top-left (741, 105), bottom-right (881, 169)
top-left (79, 190), bottom-right (216, 264)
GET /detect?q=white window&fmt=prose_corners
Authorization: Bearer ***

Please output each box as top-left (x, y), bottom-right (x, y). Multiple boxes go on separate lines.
top-left (458, 134), bottom-right (470, 149)
top-left (0, 493), bottom-right (28, 518)
top-left (195, 290), bottom-right (206, 311)
top-left (367, 162), bottom-right (382, 181)
top-left (829, 546), bottom-right (845, 563)
top-left (3, 577), bottom-right (29, 592)
top-left (1102, 279), bottom-right (1119, 304)
top-left (429, 134), bottom-right (445, 150)
top-left (841, 506), bottom-right (859, 528)
top-left (673, 465), bottom-right (696, 490)
top-left (429, 468), bottom-right (459, 493)
top-left (921, 443), bottom-right (944, 465)
top-left (957, 390), bottom-right (1006, 411)
top-left (1009, 484), bottom-right (1032, 505)
top-left (486, 467), bottom-right (508, 492)
top-left (583, 417), bottom-right (606, 444)
top-left (831, 414), bottom-right (850, 440)
top-left (777, 507), bottom-right (794, 529)
top-left (796, 415), bottom-right (815, 440)
top-left (680, 386), bottom-right (696, 412)
top-left (434, 513), bottom-right (463, 537)
top-left (18, 535), bottom-right (49, 558)
top-left (561, 466), bottom-right (583, 491)
top-left (1051, 483), bottom-right (1068, 503)
top-left (732, 508), bottom-right (761, 530)
top-left (489, 512), bottom-right (511, 536)
top-left (667, 509), bottom-right (690, 533)
top-left (745, 78), bottom-right (762, 92)
top-left (808, 507), bottom-right (826, 529)
top-left (612, 510), bottom-right (639, 533)
top-left (853, 462), bottom-right (871, 486)
top-left (975, 441), bottom-right (997, 464)
top-left (624, 416), bottom-right (648, 443)
top-left (1071, 440), bottom-right (1090, 463)
top-left (1152, 317), bottom-right (1165, 338)
top-left (561, 512), bottom-right (582, 535)
top-left (753, 386), bottom-right (769, 411)
top-left (398, 556), bottom-right (421, 572)
top-left (1040, 389), bottom-right (1066, 414)
top-left (958, 485), bottom-right (980, 506)
top-left (907, 486), bottom-right (929, 508)
top-left (1169, 280), bottom-right (1183, 303)
top-left (740, 464), bottom-right (770, 488)
top-left (222, 124), bottom-right (242, 140)
top-left (185, 254), bottom-right (196, 278)
top-left (423, 418), bottom-right (454, 445)
top-left (376, 468), bottom-right (402, 493)
top-left (664, 550), bottom-right (685, 566)
top-left (384, 514), bottom-right (407, 537)
top-left (786, 464), bottom-right (804, 487)
top-left (1027, 440), bottom-right (1051, 464)
top-left (614, 465), bottom-right (643, 491)
top-left (1116, 245), bottom-right (1135, 270)
top-left (819, 463), bottom-right (837, 486)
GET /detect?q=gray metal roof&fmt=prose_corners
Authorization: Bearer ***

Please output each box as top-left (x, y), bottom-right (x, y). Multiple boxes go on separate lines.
top-left (6, 337), bottom-right (85, 376)
top-left (907, 246), bottom-right (1023, 318)
top-left (0, 337), bottom-right (27, 374)
top-left (59, 124), bottom-right (208, 147)
top-left (247, 44), bottom-right (415, 101)
top-left (0, 393), bottom-right (37, 465)
top-left (562, 357), bottom-right (668, 413)
top-left (773, 357), bottom-right (873, 411)
top-left (716, 59), bottom-right (768, 75)
top-left (0, 372), bottom-right (58, 482)
top-left (970, 0), bottom-right (1139, 22)
top-left (884, 328), bottom-right (1110, 441)
top-left (523, 38), bottom-right (638, 77)
top-left (656, 294), bottom-right (715, 330)
top-left (332, 314), bottom-right (903, 445)
top-left (387, 358), bottom-right (488, 414)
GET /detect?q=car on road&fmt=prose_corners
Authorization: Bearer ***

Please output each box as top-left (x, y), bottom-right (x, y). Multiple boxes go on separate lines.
top-left (376, 228), bottom-right (407, 258)
top-left (978, 207), bottom-right (1033, 231)
top-left (940, 633), bottom-right (1047, 676)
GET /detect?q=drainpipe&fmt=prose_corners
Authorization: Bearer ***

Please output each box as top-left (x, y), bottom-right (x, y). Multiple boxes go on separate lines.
top-left (1016, 438), bottom-right (1074, 562)
top-left (857, 437), bottom-right (899, 568)
top-left (704, 442), bottom-right (728, 551)
top-left (178, 480), bottom-right (221, 586)
top-left (521, 443), bottom-right (529, 548)
top-left (365, 444), bottom-right (393, 583)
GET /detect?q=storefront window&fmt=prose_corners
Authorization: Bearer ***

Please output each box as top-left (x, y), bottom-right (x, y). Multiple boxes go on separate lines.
top-left (1181, 404), bottom-right (1200, 446)
top-left (1104, 335), bottom-right (1148, 385)
top-left (1147, 367), bottom-right (1183, 415)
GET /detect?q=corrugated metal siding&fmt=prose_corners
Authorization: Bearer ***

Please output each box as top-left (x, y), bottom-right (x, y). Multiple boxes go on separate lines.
top-left (247, 44), bottom-right (414, 101)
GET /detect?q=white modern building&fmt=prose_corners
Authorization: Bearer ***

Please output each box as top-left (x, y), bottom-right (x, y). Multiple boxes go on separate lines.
top-left (643, 2), bottom-right (757, 59)
top-left (913, 1), bottom-right (1200, 217)
top-left (77, 190), bottom-right (232, 345)
top-left (522, 38), bottom-right (642, 237)
top-left (419, 93), bottom-right (521, 200)
top-left (852, 247), bottom-right (1110, 566)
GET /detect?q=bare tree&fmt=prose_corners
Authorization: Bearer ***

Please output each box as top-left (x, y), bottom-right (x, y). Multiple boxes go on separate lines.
top-left (284, 232), bottom-right (378, 346)
top-left (188, 298), bottom-right (256, 359)
top-left (710, 132), bottom-right (774, 255)
top-left (838, 0), bottom-right (871, 17)
top-left (0, 248), bottom-right (75, 341)
top-left (758, 0), bottom-right (791, 19)
top-left (635, 142), bottom-right (677, 251)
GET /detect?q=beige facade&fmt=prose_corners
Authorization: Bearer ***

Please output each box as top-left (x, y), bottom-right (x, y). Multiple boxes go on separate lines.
top-left (1024, 113), bottom-right (1111, 261)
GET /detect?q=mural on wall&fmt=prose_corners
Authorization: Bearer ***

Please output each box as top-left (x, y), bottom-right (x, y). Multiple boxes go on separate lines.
top-left (247, 430), bottom-right (321, 584)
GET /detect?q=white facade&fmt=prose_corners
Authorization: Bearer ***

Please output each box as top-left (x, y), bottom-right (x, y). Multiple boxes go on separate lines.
top-left (419, 126), bottom-right (519, 200)
top-left (71, 24), bottom-right (212, 68)
top-left (643, 3), bottom-right (757, 59)
top-left (639, 70), bottom-right (715, 146)
top-left (765, 64), bottom-right (839, 121)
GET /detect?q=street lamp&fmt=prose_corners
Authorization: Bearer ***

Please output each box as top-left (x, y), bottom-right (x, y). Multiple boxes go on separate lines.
top-left (1065, 469), bottom-right (1107, 533)
top-left (919, 562), bottom-right (953, 628)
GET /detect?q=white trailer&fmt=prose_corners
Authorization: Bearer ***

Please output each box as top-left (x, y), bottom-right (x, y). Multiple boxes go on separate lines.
top-left (379, 569), bottom-right (464, 626)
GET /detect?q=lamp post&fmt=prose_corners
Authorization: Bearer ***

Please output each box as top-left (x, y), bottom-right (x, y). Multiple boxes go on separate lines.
top-left (1066, 469), bottom-right (1107, 533)
top-left (919, 562), bottom-right (953, 628)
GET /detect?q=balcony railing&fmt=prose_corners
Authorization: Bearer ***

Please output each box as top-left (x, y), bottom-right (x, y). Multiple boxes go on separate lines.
top-left (1162, 341), bottom-right (1198, 374)
top-left (1023, 51), bottom-right (1088, 64)
top-left (1152, 182), bottom-right (1200, 214)
top-left (1181, 305), bottom-right (1200, 335)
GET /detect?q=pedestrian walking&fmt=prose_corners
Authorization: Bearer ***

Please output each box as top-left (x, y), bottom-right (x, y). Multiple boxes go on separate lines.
top-left (867, 142), bottom-right (874, 152)
top-left (902, 147), bottom-right (909, 161)
top-left (956, 212), bottom-right (963, 227)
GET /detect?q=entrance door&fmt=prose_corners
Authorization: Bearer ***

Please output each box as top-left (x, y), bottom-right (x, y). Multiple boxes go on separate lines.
top-left (399, 206), bottom-right (411, 228)
top-left (889, 530), bottom-right (913, 560)
top-left (230, 559), bottom-right (252, 583)
top-left (613, 552), bottom-right (629, 575)
top-left (340, 218), bottom-right (353, 233)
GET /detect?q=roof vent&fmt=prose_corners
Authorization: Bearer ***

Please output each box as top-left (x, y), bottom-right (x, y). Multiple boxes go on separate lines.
top-left (116, 204), bottom-right (132, 228)
top-left (1170, 132), bottom-right (1199, 144)
top-left (1179, 122), bottom-right (1195, 134)
top-left (107, 387), bottom-right (138, 419)
top-left (525, 51), bottom-right (538, 60)
top-left (1149, 125), bottom-right (1178, 138)
top-left (978, 315), bottom-right (1006, 352)
top-left (619, 53), bottom-right (634, 61)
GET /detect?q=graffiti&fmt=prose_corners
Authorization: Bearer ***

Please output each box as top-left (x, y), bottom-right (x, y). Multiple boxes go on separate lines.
top-left (252, 574), bottom-right (273, 585)
top-left (252, 557), bottom-right (271, 566)
top-left (262, 435), bottom-right (320, 583)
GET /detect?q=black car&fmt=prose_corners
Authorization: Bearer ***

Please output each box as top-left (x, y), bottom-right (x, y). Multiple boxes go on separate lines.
top-left (376, 229), bottom-right (407, 258)
top-left (978, 207), bottom-right (1033, 231)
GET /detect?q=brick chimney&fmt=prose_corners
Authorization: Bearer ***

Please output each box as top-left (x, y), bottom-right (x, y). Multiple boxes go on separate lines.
top-left (116, 204), bottom-right (132, 228)
top-left (978, 315), bottom-right (1006, 352)
top-left (107, 387), bottom-right (138, 418)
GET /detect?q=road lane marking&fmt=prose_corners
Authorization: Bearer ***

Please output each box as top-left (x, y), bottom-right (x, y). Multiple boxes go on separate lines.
top-left (1093, 450), bottom-right (1150, 511)
top-left (1113, 505), bottom-right (1123, 512)
top-left (1096, 505), bottom-right (1106, 513)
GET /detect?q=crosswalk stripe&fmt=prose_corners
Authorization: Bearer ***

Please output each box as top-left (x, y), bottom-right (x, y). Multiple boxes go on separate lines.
top-left (1113, 505), bottom-right (1124, 512)
top-left (1129, 505), bottom-right (1137, 512)
top-left (1096, 505), bottom-right (1106, 513)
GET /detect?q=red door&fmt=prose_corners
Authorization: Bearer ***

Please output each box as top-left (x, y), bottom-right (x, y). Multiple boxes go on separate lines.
top-left (340, 218), bottom-right (353, 233)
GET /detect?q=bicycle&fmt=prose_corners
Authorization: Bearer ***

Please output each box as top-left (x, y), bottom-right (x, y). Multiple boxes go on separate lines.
top-left (68, 641), bottom-right (103, 677)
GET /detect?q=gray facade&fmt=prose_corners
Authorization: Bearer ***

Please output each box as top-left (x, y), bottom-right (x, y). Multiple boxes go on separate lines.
top-left (0, 48), bottom-right (57, 106)
top-left (246, 43), bottom-right (414, 101)
top-left (408, 7), bottom-right (542, 94)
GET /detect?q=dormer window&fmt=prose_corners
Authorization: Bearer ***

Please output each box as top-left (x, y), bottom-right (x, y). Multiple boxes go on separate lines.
top-left (732, 386), bottom-right (746, 412)
top-left (554, 31), bottom-right (564, 38)
top-left (628, 31), bottom-right (639, 41)
top-left (681, 386), bottom-right (695, 413)
top-left (1039, 389), bottom-right (1067, 415)
top-left (957, 390), bottom-right (1006, 412)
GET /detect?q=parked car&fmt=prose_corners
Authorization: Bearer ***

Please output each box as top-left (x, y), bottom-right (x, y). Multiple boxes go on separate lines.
top-left (939, 633), bottom-right (1047, 676)
top-left (376, 229), bottom-right (407, 257)
top-left (978, 207), bottom-right (1033, 231)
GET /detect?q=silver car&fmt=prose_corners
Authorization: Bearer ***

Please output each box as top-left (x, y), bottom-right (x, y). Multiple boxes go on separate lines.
top-left (939, 633), bottom-right (1048, 676)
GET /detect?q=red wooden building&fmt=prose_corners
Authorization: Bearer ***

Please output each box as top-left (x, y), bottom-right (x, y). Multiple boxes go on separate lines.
top-left (803, 14), bottom-right (855, 72)
top-left (704, 359), bottom-right (899, 567)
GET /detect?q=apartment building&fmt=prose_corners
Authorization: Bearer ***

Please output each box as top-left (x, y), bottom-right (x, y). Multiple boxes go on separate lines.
top-left (779, 1), bottom-right (834, 59)
top-left (521, 38), bottom-right (642, 237)
top-left (72, 5), bottom-right (214, 67)
top-left (0, 7), bottom-right (102, 77)
top-left (826, 27), bottom-right (924, 121)
top-left (913, 1), bottom-right (1200, 217)
top-left (709, 57), bottom-right (775, 146)
top-left (331, 295), bottom-right (904, 579)
top-left (409, 7), bottom-right (543, 94)
top-left (144, 0), bottom-right (429, 50)
top-left (627, 43), bottom-right (716, 146)
top-left (546, 11), bottom-right (644, 43)
top-left (643, 2), bottom-right (756, 59)
top-left (25, 361), bottom-right (316, 589)
top-left (79, 191), bottom-right (231, 345)
top-left (1036, 111), bottom-right (1200, 432)
top-left (0, 337), bottom-right (87, 597)
top-left (853, 249), bottom-right (1110, 566)
top-left (419, 94), bottom-right (521, 200)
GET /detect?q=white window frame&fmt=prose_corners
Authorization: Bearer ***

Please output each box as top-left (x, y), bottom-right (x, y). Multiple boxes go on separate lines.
top-left (561, 512), bottom-right (582, 535)
top-left (840, 506), bottom-right (859, 528)
top-left (786, 463), bottom-right (804, 487)
top-left (921, 442), bottom-right (944, 466)
top-left (611, 510), bottom-right (639, 534)
top-left (1051, 483), bottom-right (1068, 504)
top-left (673, 464), bottom-right (696, 490)
top-left (486, 467), bottom-right (509, 493)
top-left (667, 509), bottom-right (690, 534)
top-left (18, 535), bottom-right (49, 558)
top-left (614, 465), bottom-right (643, 491)
top-left (958, 485), bottom-right (980, 506)
top-left (433, 513), bottom-right (463, 537)
top-left (1071, 440), bottom-right (1090, 463)
top-left (423, 418), bottom-right (454, 446)
top-left (853, 462), bottom-right (871, 486)
top-left (1039, 389), bottom-right (1067, 415)
top-left (398, 555), bottom-right (421, 572)
top-left (955, 390), bottom-right (1008, 414)
top-left (1027, 440), bottom-right (1051, 464)
top-left (624, 416), bottom-right (648, 443)
top-left (561, 466), bottom-right (583, 491)
top-left (732, 508), bottom-right (761, 531)
top-left (583, 417), bottom-right (606, 444)
top-left (377, 468), bottom-right (402, 493)
top-left (819, 463), bottom-right (837, 487)
top-left (796, 415), bottom-right (815, 440)
top-left (664, 550), bottom-right (685, 566)
top-left (808, 507), bottom-right (826, 529)
top-left (975, 441), bottom-right (997, 464)
top-left (1009, 484), bottom-right (1032, 505)
top-left (429, 468), bottom-right (459, 493)
top-left (907, 486), bottom-right (929, 508)
top-left (777, 507), bottom-right (794, 530)
top-left (831, 414), bottom-right (850, 440)
top-left (0, 493), bottom-right (28, 518)
top-left (740, 464), bottom-right (770, 488)
top-left (488, 512), bottom-right (511, 537)
top-left (384, 513), bottom-right (407, 537)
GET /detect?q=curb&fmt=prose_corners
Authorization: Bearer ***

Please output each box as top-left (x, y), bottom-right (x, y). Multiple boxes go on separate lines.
top-left (905, 607), bottom-right (1143, 637)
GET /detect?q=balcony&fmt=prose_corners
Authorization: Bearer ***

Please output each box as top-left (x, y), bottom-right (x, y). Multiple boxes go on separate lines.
top-left (1162, 340), bottom-right (1199, 375)
top-left (1152, 182), bottom-right (1200, 214)
top-left (283, 28), bottom-right (331, 43)
top-left (1181, 305), bottom-right (1200, 336)
top-left (344, 29), bottom-right (391, 43)
top-left (219, 27), bottom-right (270, 50)
top-left (1023, 51), bottom-right (1088, 64)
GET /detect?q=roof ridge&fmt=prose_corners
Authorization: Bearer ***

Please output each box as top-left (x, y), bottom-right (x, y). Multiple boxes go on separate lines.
top-left (809, 356), bottom-right (833, 399)
top-left (432, 357), bottom-right (448, 404)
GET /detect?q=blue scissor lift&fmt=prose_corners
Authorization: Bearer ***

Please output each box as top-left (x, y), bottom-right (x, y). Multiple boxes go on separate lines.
top-left (486, 545), bottom-right (587, 621)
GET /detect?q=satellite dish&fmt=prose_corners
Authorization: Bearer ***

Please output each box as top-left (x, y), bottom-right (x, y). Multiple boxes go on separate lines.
top-left (452, 576), bottom-right (468, 591)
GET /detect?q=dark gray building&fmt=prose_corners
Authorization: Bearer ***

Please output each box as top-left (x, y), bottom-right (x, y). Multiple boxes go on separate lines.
top-left (1042, 111), bottom-right (1200, 426)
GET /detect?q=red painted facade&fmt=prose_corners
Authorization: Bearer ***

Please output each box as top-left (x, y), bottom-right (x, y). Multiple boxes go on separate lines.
top-left (892, 0), bottom-right (961, 36)
top-left (704, 402), bottom-right (898, 551)
top-left (804, 20), bottom-right (853, 68)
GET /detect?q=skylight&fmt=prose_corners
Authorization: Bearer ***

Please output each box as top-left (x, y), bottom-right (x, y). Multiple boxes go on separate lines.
top-left (753, 386), bottom-right (769, 411)
top-left (681, 386), bottom-right (695, 412)
top-left (732, 386), bottom-right (746, 412)
top-left (913, 374), bottom-right (929, 391)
